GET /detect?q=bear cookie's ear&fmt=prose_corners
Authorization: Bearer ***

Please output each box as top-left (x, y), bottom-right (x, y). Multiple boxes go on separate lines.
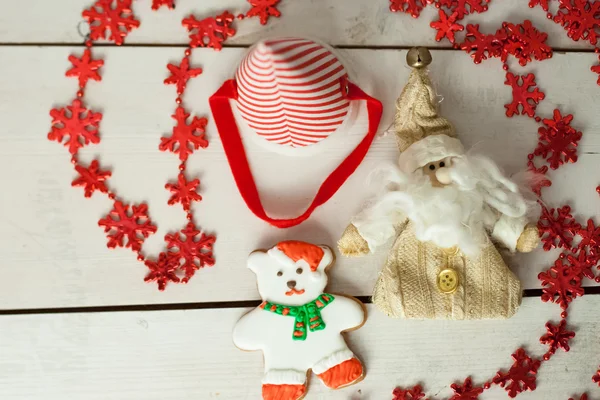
top-left (247, 250), bottom-right (270, 275)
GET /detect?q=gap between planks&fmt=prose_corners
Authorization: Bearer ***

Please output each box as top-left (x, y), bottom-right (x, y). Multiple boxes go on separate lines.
top-left (0, 42), bottom-right (597, 53)
top-left (2, 288), bottom-right (600, 316)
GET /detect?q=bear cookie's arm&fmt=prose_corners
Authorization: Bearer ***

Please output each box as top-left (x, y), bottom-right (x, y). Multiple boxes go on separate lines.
top-left (332, 296), bottom-right (366, 332)
top-left (232, 309), bottom-right (262, 351)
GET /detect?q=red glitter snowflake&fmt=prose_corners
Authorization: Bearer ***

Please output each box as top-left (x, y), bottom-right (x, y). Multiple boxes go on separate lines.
top-left (562, 247), bottom-right (597, 279)
top-left (392, 384), bottom-right (428, 400)
top-left (82, 0), bottom-right (140, 46)
top-left (48, 99), bottom-right (102, 155)
top-left (577, 219), bottom-right (600, 256)
top-left (144, 252), bottom-right (180, 291)
top-left (152, 0), bottom-right (175, 10)
top-left (159, 106), bottom-right (209, 161)
top-left (503, 20), bottom-right (552, 66)
top-left (72, 160), bottom-right (111, 198)
top-left (540, 320), bottom-right (575, 354)
top-left (165, 172), bottom-right (202, 211)
top-left (164, 57), bottom-right (203, 95)
top-left (538, 205), bottom-right (579, 251)
top-left (534, 109), bottom-right (581, 169)
top-left (66, 49), bottom-right (104, 88)
top-left (443, 0), bottom-right (489, 20)
top-left (165, 222), bottom-right (216, 283)
top-left (539, 258), bottom-right (585, 309)
top-left (592, 57), bottom-right (600, 85)
top-left (246, 0), bottom-right (282, 25)
top-left (529, 0), bottom-right (550, 11)
top-left (431, 10), bottom-right (464, 43)
top-left (449, 377), bottom-right (483, 400)
top-left (460, 24), bottom-right (507, 64)
top-left (182, 11), bottom-right (236, 51)
top-left (527, 160), bottom-right (552, 196)
top-left (593, 367), bottom-right (600, 385)
top-left (492, 348), bottom-right (541, 398)
top-left (98, 201), bottom-right (157, 252)
top-left (504, 73), bottom-right (545, 118)
top-left (554, 0), bottom-right (600, 45)
top-left (390, 0), bottom-right (426, 17)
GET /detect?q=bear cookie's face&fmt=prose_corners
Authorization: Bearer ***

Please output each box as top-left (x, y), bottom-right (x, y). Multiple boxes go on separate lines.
top-left (247, 241), bottom-right (334, 306)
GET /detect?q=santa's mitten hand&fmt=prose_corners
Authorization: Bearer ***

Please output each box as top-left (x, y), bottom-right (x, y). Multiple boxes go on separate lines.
top-left (516, 224), bottom-right (540, 253)
top-left (338, 224), bottom-right (370, 257)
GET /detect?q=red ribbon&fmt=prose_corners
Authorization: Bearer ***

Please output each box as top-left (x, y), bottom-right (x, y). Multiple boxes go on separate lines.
top-left (209, 79), bottom-right (383, 228)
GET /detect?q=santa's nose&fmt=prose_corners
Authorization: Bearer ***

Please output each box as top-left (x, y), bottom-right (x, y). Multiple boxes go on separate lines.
top-left (287, 280), bottom-right (296, 289)
top-left (435, 167), bottom-right (452, 185)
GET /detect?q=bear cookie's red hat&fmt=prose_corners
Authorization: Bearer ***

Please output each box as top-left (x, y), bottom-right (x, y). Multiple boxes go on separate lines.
top-left (209, 38), bottom-right (383, 229)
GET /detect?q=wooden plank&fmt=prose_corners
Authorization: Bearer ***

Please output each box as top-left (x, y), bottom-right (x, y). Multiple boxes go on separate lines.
top-left (0, 297), bottom-right (598, 399)
top-left (1, 46), bottom-right (598, 309)
top-left (0, 0), bottom-right (593, 49)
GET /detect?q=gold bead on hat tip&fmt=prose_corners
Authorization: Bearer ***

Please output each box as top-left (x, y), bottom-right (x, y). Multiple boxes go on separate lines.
top-left (406, 47), bottom-right (432, 68)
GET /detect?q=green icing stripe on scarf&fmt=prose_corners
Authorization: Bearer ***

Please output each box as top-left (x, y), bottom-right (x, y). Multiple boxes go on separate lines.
top-left (261, 293), bottom-right (335, 341)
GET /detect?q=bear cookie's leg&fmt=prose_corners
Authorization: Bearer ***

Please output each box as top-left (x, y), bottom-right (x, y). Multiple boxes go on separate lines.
top-left (261, 369), bottom-right (308, 400)
top-left (313, 350), bottom-right (364, 389)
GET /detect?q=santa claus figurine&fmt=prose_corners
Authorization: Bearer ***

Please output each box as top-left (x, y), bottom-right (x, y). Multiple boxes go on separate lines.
top-left (338, 47), bottom-right (540, 320)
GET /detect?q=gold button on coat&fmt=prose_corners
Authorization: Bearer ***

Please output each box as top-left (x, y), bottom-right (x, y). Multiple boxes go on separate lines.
top-left (437, 269), bottom-right (459, 294)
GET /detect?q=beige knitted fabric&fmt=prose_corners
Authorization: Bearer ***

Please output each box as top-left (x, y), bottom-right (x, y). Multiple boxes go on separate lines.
top-left (369, 221), bottom-right (523, 320)
top-left (394, 68), bottom-right (456, 152)
top-left (338, 224), bottom-right (370, 257)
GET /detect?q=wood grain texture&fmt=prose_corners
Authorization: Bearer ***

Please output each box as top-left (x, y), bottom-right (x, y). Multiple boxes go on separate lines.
top-left (1, 46), bottom-right (599, 309)
top-left (1, 297), bottom-right (598, 399)
top-left (0, 0), bottom-right (594, 49)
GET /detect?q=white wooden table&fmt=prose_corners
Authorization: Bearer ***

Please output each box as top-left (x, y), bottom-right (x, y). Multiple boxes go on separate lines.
top-left (1, 1), bottom-right (599, 399)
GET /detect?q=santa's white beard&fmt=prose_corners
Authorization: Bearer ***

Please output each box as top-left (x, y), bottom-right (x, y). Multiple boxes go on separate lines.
top-left (358, 155), bottom-right (529, 257)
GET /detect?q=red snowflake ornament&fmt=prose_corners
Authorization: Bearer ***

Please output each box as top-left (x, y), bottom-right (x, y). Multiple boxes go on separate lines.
top-left (539, 258), bottom-right (585, 309)
top-left (577, 219), bottom-right (600, 256)
top-left (529, 0), bottom-right (550, 11)
top-left (152, 0), bottom-right (175, 10)
top-left (431, 10), bottom-right (464, 43)
top-left (389, 0), bottom-right (427, 17)
top-left (449, 377), bottom-right (483, 400)
top-left (460, 24), bottom-right (507, 64)
top-left (182, 11), bottom-right (236, 51)
top-left (82, 0), bottom-right (140, 46)
top-left (569, 394), bottom-right (589, 400)
top-left (504, 73), bottom-right (545, 118)
top-left (444, 0), bottom-right (489, 20)
top-left (392, 384), bottom-right (428, 400)
top-left (554, 0), bottom-right (600, 45)
top-left (165, 222), bottom-right (216, 283)
top-left (66, 49), bottom-right (104, 88)
top-left (144, 252), bottom-right (180, 291)
top-left (72, 160), bottom-right (111, 198)
top-left (246, 0), bottom-right (282, 25)
top-left (562, 247), bottom-right (597, 280)
top-left (164, 57), bottom-right (203, 95)
top-left (48, 99), bottom-right (102, 155)
top-left (540, 319), bottom-right (575, 354)
top-left (592, 57), bottom-right (600, 85)
top-left (538, 205), bottom-right (579, 251)
top-left (527, 160), bottom-right (552, 196)
top-left (165, 172), bottom-right (202, 211)
top-left (534, 109), bottom-right (581, 169)
top-left (492, 348), bottom-right (541, 398)
top-left (503, 20), bottom-right (552, 66)
top-left (98, 201), bottom-right (157, 252)
top-left (159, 107), bottom-right (208, 161)
top-left (593, 367), bottom-right (600, 385)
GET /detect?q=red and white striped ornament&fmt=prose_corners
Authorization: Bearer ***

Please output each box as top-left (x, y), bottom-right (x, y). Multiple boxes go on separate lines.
top-left (235, 38), bottom-right (350, 148)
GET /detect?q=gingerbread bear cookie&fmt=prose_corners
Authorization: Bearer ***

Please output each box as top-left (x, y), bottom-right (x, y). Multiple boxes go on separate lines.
top-left (233, 240), bottom-right (366, 400)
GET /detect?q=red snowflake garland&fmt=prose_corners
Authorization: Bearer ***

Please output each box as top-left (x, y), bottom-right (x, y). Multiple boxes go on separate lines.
top-left (98, 201), bottom-right (157, 252)
top-left (554, 0), bottom-right (600, 45)
top-left (503, 20), bottom-right (553, 66)
top-left (577, 219), bottom-right (600, 256)
top-left (165, 173), bottom-right (202, 211)
top-left (392, 384), bottom-right (428, 400)
top-left (592, 56), bottom-right (600, 85)
top-left (538, 205), bottom-right (579, 251)
top-left (540, 319), bottom-right (576, 355)
top-left (562, 248), bottom-right (597, 280)
top-left (152, 0), bottom-right (175, 10)
top-left (159, 106), bottom-right (209, 161)
top-left (504, 73), bottom-right (545, 118)
top-left (460, 24), bottom-right (507, 63)
top-left (492, 348), bottom-right (541, 398)
top-left (246, 0), bottom-right (282, 25)
top-left (48, 99), bottom-right (102, 155)
top-left (534, 109), bottom-right (582, 169)
top-left (164, 56), bottom-right (203, 95)
top-left (72, 160), bottom-right (112, 198)
top-left (165, 222), bottom-right (216, 283)
top-left (390, 0), bottom-right (427, 17)
top-left (529, 0), bottom-right (550, 11)
top-left (431, 10), bottom-right (464, 43)
top-left (449, 377), bottom-right (484, 400)
top-left (66, 49), bottom-right (104, 88)
top-left (539, 258), bottom-right (585, 309)
top-left (182, 11), bottom-right (237, 50)
top-left (527, 160), bottom-right (552, 196)
top-left (82, 0), bottom-right (140, 46)
top-left (593, 368), bottom-right (600, 385)
top-left (144, 252), bottom-right (180, 291)
top-left (569, 394), bottom-right (589, 400)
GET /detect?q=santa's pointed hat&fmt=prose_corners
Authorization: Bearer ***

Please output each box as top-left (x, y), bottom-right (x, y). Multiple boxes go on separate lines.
top-left (395, 47), bottom-right (464, 173)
